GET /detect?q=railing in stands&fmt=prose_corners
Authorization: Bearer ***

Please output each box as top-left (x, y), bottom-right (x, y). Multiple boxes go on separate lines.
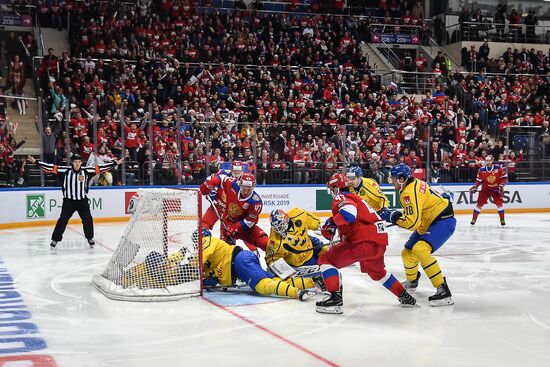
top-left (445, 22), bottom-right (550, 44)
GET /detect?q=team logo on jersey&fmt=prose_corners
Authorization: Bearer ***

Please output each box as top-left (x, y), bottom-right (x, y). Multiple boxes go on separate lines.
top-left (487, 175), bottom-right (496, 183)
top-left (228, 203), bottom-right (244, 219)
top-left (78, 173), bottom-right (85, 182)
top-left (403, 196), bottom-right (411, 204)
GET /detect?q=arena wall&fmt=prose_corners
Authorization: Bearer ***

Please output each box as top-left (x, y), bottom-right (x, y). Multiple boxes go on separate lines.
top-left (1, 183), bottom-right (549, 229)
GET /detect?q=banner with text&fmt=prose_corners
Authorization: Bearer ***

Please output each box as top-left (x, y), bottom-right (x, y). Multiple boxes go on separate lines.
top-left (0, 183), bottom-right (549, 226)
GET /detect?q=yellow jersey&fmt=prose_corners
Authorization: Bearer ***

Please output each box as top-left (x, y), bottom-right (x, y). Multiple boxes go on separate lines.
top-left (122, 251), bottom-right (185, 288)
top-left (349, 177), bottom-right (389, 211)
top-left (266, 207), bottom-right (321, 267)
top-left (396, 179), bottom-right (453, 234)
top-left (202, 236), bottom-right (236, 287)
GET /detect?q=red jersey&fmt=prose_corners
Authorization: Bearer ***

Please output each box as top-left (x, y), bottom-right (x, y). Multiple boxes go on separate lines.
top-left (474, 164), bottom-right (508, 192)
top-left (124, 125), bottom-right (141, 148)
top-left (200, 175), bottom-right (263, 231)
top-left (331, 191), bottom-right (388, 245)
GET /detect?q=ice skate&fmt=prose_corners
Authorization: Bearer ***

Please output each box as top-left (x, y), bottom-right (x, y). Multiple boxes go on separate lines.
top-left (398, 290), bottom-right (417, 307)
top-left (403, 272), bottom-right (421, 293)
top-left (312, 274), bottom-right (327, 292)
top-left (298, 289), bottom-right (316, 301)
top-left (429, 278), bottom-right (454, 306)
top-left (316, 291), bottom-right (343, 314)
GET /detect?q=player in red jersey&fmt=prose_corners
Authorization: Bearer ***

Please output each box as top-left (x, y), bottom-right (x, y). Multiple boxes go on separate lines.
top-left (199, 173), bottom-right (268, 251)
top-left (316, 173), bottom-right (416, 314)
top-left (469, 155), bottom-right (508, 225)
top-left (201, 161), bottom-right (244, 230)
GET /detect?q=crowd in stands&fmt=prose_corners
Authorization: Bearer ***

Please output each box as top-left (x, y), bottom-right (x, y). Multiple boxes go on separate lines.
top-left (0, 117), bottom-right (27, 187)
top-left (462, 43), bottom-right (550, 75)
top-left (24, 1), bottom-right (550, 187)
top-left (0, 29), bottom-right (36, 187)
top-left (457, 4), bottom-right (542, 44)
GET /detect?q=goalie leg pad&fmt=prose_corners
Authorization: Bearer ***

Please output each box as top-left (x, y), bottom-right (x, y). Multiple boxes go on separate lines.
top-left (255, 278), bottom-right (299, 298)
top-left (285, 276), bottom-right (315, 289)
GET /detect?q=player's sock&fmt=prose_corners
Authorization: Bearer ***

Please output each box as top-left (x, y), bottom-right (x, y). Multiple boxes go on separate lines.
top-left (471, 208), bottom-right (480, 224)
top-left (255, 278), bottom-right (298, 298)
top-left (498, 207), bottom-right (505, 225)
top-left (285, 276), bottom-right (314, 289)
top-left (378, 272), bottom-right (405, 297)
top-left (401, 248), bottom-right (419, 282)
top-left (319, 264), bottom-right (340, 292)
top-left (413, 241), bottom-right (445, 288)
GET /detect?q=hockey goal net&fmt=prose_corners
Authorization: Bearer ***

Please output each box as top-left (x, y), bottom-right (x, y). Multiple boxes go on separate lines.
top-left (92, 188), bottom-right (202, 301)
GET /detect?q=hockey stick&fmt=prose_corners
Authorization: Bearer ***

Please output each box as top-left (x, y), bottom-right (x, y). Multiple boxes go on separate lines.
top-left (289, 223), bottom-right (398, 255)
top-left (205, 195), bottom-right (237, 245)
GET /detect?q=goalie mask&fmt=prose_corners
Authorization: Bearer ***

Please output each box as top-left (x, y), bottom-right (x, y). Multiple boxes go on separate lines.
top-left (270, 209), bottom-right (289, 236)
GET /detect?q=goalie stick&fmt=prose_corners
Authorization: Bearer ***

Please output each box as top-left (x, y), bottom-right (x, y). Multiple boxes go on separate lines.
top-left (205, 195), bottom-right (237, 245)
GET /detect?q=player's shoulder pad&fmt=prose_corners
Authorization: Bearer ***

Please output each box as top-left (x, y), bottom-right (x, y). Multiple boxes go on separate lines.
top-left (248, 192), bottom-right (262, 204)
top-left (364, 177), bottom-right (377, 187)
top-left (288, 207), bottom-right (303, 217)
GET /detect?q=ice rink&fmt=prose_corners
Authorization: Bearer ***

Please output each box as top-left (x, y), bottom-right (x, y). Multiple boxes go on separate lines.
top-left (1, 213), bottom-right (550, 367)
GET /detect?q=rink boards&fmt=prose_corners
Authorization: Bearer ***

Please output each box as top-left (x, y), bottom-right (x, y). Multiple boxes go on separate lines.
top-left (0, 183), bottom-right (549, 228)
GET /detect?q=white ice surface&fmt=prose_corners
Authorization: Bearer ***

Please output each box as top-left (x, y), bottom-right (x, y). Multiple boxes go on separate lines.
top-left (1, 214), bottom-right (550, 367)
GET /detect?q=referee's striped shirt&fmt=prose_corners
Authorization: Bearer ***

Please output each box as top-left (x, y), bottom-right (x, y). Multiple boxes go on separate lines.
top-left (37, 161), bottom-right (118, 200)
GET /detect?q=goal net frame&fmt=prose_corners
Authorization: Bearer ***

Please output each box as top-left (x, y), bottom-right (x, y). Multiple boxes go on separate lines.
top-left (92, 188), bottom-right (203, 301)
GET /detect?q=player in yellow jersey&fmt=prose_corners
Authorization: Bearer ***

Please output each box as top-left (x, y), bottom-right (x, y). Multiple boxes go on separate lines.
top-left (267, 207), bottom-right (324, 267)
top-left (200, 229), bottom-right (317, 300)
top-left (122, 230), bottom-right (317, 300)
top-left (120, 243), bottom-right (197, 288)
top-left (379, 164), bottom-right (455, 306)
top-left (269, 209), bottom-right (343, 313)
top-left (346, 165), bottom-right (389, 211)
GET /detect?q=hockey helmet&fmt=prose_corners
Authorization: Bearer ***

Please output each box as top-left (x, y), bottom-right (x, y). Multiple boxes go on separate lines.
top-left (390, 163), bottom-right (413, 181)
top-left (192, 228), bottom-right (211, 248)
top-left (327, 173), bottom-right (349, 196)
top-left (347, 165), bottom-right (363, 179)
top-left (231, 161), bottom-right (244, 178)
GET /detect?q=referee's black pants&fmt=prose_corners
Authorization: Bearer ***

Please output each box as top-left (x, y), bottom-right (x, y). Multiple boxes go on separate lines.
top-left (52, 198), bottom-right (94, 241)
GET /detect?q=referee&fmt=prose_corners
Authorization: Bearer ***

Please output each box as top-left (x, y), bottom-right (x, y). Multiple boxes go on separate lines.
top-left (27, 154), bottom-right (124, 248)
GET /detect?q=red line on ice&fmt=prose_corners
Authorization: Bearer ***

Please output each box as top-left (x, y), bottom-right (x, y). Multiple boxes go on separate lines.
top-left (203, 297), bottom-right (341, 367)
top-left (69, 226), bottom-right (340, 366)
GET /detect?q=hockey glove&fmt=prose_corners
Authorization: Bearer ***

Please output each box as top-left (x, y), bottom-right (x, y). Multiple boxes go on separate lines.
top-left (379, 208), bottom-right (401, 224)
top-left (199, 181), bottom-right (214, 195)
top-left (469, 186), bottom-right (478, 193)
top-left (321, 217), bottom-right (337, 240)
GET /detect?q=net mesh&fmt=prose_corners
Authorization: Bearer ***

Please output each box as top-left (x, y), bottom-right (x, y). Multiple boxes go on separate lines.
top-left (92, 188), bottom-right (201, 301)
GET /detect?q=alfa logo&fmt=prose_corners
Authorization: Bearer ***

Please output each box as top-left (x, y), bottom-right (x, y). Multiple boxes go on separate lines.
top-left (26, 194), bottom-right (45, 219)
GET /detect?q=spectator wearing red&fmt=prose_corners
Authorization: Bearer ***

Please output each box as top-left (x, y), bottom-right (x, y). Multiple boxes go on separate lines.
top-left (124, 123), bottom-right (143, 162)
top-left (405, 150), bottom-right (423, 169)
top-left (79, 136), bottom-right (94, 162)
top-left (415, 52), bottom-right (427, 72)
